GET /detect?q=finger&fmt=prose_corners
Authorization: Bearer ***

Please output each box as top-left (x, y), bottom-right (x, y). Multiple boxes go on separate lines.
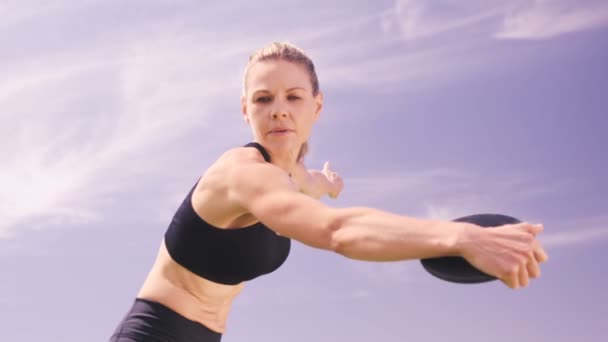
top-left (533, 242), bottom-right (549, 263)
top-left (502, 274), bottom-right (518, 290)
top-left (500, 278), bottom-right (512, 289)
top-left (526, 251), bottom-right (541, 278)
top-left (521, 223), bottom-right (544, 236)
top-left (519, 260), bottom-right (530, 287)
top-left (502, 265), bottom-right (520, 289)
top-left (515, 231), bottom-right (535, 252)
top-left (323, 161), bottom-right (331, 172)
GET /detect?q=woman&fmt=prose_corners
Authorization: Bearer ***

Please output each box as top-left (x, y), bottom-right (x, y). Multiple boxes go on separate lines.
top-left (110, 42), bottom-right (548, 342)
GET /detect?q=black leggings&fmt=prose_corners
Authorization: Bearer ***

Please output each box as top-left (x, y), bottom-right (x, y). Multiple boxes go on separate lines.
top-left (110, 298), bottom-right (222, 342)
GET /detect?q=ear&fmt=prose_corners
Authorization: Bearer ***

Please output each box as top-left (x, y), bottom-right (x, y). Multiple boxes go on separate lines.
top-left (241, 95), bottom-right (250, 124)
top-left (313, 91), bottom-right (323, 122)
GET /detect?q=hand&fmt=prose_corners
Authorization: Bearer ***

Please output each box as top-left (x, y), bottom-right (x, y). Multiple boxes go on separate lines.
top-left (322, 161), bottom-right (344, 199)
top-left (459, 222), bottom-right (549, 289)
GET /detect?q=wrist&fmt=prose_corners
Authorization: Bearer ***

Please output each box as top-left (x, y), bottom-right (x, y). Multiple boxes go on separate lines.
top-left (448, 222), bottom-right (479, 257)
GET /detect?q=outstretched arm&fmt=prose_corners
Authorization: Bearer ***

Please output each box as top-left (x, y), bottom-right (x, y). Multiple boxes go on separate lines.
top-left (230, 160), bottom-right (548, 289)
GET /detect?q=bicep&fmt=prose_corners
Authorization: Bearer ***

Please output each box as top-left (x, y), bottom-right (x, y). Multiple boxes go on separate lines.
top-left (230, 164), bottom-right (338, 250)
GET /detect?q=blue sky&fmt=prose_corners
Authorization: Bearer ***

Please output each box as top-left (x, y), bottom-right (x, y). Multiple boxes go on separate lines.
top-left (1, 1), bottom-right (607, 341)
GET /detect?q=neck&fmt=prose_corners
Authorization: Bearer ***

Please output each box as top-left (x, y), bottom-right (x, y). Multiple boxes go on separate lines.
top-left (270, 150), bottom-right (299, 175)
top-left (255, 140), bottom-right (299, 175)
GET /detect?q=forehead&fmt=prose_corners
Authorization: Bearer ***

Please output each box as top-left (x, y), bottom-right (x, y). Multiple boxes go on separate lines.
top-left (246, 59), bottom-right (311, 93)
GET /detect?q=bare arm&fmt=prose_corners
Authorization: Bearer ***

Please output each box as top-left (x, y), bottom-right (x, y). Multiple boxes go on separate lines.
top-left (229, 159), bottom-right (548, 289)
top-left (230, 161), bottom-right (467, 261)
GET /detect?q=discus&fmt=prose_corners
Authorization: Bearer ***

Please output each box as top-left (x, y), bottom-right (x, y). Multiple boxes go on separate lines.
top-left (420, 213), bottom-right (522, 284)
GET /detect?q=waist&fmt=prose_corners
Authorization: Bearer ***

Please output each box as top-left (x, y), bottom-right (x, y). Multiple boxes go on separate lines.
top-left (137, 243), bottom-right (245, 333)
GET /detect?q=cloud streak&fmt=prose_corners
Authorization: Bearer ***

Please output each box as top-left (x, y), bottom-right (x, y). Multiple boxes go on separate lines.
top-left (382, 0), bottom-right (502, 40)
top-left (317, 0), bottom-right (608, 94)
top-left (345, 167), bottom-right (571, 217)
top-left (343, 0), bottom-right (607, 89)
top-left (540, 215), bottom-right (608, 248)
top-left (0, 3), bottom-right (398, 238)
top-left (0, 30), bottom-right (248, 237)
top-left (542, 227), bottom-right (608, 247)
top-left (382, 0), bottom-right (608, 41)
top-left (496, 0), bottom-right (608, 39)
top-left (0, 1), bottom-right (91, 29)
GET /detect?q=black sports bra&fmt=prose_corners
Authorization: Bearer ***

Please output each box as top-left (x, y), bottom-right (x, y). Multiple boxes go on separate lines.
top-left (163, 142), bottom-right (291, 285)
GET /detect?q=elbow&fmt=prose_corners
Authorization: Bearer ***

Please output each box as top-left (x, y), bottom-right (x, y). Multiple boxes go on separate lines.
top-left (329, 233), bottom-right (351, 257)
top-left (325, 207), bottom-right (383, 260)
top-left (329, 227), bottom-right (368, 260)
top-left (325, 208), bottom-right (362, 257)
top-left (320, 208), bottom-right (345, 254)
top-left (326, 215), bottom-right (345, 254)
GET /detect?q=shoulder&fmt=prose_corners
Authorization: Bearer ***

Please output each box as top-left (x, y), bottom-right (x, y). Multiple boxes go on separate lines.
top-left (209, 148), bottom-right (296, 209)
top-left (190, 146), bottom-right (296, 226)
top-left (202, 146), bottom-right (269, 179)
top-left (204, 146), bottom-right (296, 194)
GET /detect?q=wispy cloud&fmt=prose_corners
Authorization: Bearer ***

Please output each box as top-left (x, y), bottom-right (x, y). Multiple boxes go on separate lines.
top-left (319, 39), bottom-right (488, 90)
top-left (338, 0), bottom-right (607, 89)
top-left (540, 215), bottom-right (608, 248)
top-left (542, 227), bottom-right (608, 247)
top-left (0, 1), bottom-right (90, 29)
top-left (381, 0), bottom-right (502, 40)
top-left (0, 31), bottom-right (247, 238)
top-left (0, 58), bottom-right (113, 237)
top-left (0, 3), bottom-right (399, 238)
top-left (0, 2), bottom-right (435, 239)
top-left (345, 167), bottom-right (571, 218)
top-left (496, 0), bottom-right (608, 39)
top-left (381, 0), bottom-right (608, 41)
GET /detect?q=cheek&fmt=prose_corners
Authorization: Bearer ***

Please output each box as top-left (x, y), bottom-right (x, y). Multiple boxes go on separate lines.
top-left (296, 113), bottom-right (315, 134)
top-left (300, 103), bottom-right (318, 123)
top-left (248, 107), bottom-right (264, 121)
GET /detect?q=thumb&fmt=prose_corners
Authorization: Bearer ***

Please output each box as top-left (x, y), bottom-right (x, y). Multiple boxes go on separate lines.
top-left (522, 223), bottom-right (544, 236)
top-left (323, 161), bottom-right (331, 173)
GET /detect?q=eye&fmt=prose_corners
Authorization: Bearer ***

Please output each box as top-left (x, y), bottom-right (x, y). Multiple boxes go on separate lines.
top-left (255, 96), bottom-right (272, 103)
top-left (287, 95), bottom-right (300, 101)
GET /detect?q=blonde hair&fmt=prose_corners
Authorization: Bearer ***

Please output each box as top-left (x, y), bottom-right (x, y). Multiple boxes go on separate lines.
top-left (243, 42), bottom-right (319, 162)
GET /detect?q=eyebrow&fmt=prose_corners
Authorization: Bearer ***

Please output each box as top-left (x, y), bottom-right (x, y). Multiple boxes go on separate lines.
top-left (251, 87), bottom-right (306, 96)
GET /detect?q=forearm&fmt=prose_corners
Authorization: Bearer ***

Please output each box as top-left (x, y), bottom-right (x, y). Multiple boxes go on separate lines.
top-left (331, 207), bottom-right (472, 262)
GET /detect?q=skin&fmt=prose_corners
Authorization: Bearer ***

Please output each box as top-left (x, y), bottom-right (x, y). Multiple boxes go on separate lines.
top-left (136, 59), bottom-right (548, 334)
top-left (292, 161), bottom-right (343, 199)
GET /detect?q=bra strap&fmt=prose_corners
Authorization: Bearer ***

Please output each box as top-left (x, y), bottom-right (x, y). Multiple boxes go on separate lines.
top-left (244, 142), bottom-right (271, 162)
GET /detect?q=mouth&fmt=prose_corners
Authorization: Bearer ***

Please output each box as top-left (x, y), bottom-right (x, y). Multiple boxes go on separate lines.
top-left (268, 128), bottom-right (294, 135)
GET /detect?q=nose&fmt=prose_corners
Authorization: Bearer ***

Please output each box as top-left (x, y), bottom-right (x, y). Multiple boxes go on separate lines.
top-left (272, 111), bottom-right (288, 119)
top-left (271, 106), bottom-right (289, 119)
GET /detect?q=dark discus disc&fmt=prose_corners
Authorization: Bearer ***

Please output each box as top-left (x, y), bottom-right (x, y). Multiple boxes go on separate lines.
top-left (420, 213), bottom-right (522, 284)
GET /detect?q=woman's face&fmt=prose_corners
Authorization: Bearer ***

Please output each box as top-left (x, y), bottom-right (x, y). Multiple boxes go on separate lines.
top-left (241, 59), bottom-right (322, 158)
